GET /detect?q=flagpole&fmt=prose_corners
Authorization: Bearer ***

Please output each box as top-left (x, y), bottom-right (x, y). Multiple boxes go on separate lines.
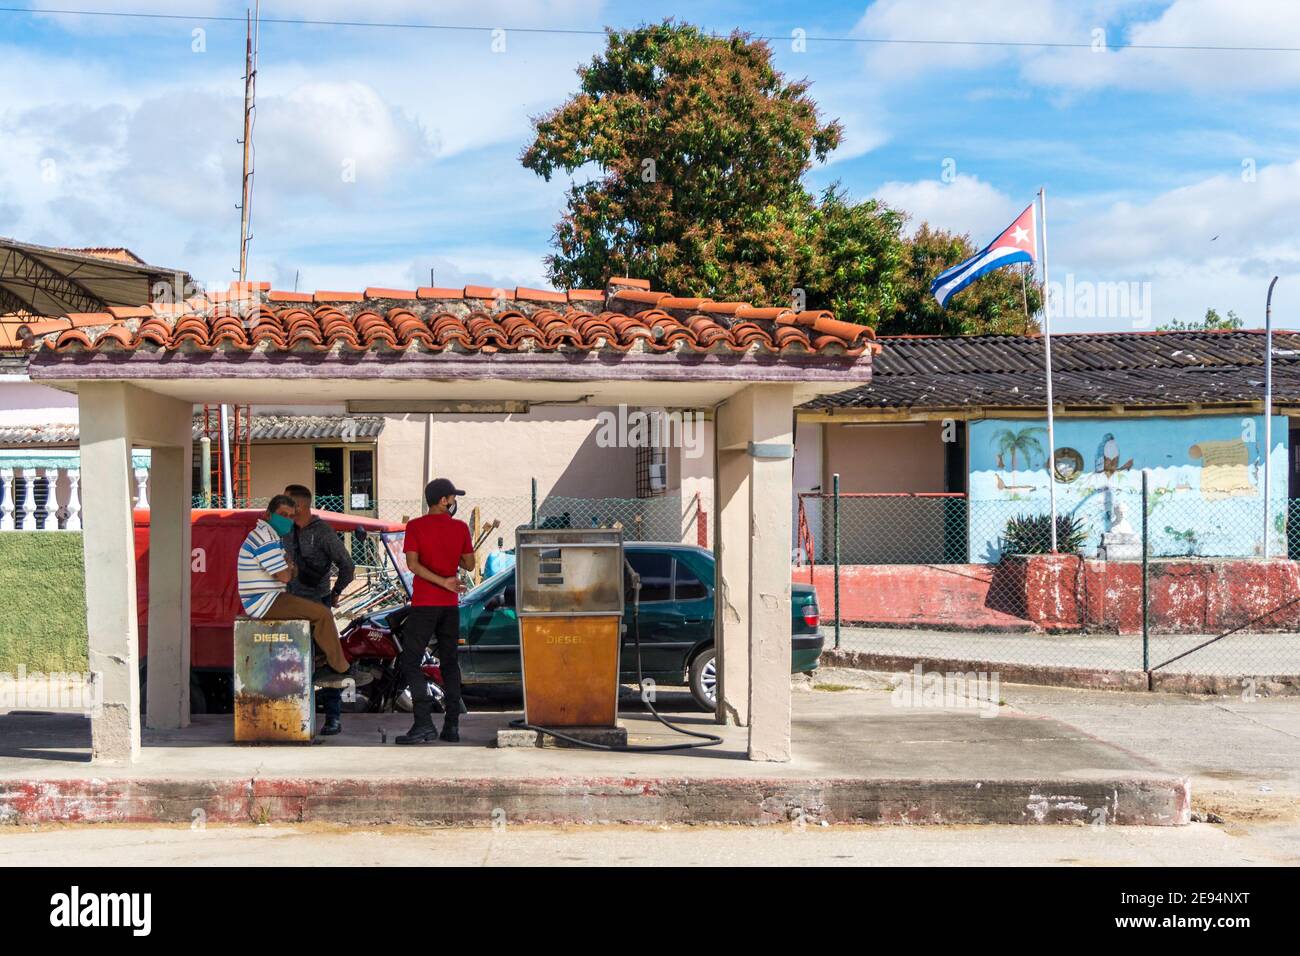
top-left (1038, 187), bottom-right (1058, 552)
top-left (1264, 275), bottom-right (1279, 558)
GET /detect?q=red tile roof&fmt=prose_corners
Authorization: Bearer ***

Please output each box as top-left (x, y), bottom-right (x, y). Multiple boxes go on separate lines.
top-left (56, 247), bottom-right (146, 265)
top-left (15, 279), bottom-right (877, 358)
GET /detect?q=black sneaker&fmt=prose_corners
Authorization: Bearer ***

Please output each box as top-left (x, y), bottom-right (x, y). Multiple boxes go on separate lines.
top-left (319, 716), bottom-right (342, 736)
top-left (395, 723), bottom-right (439, 745)
top-left (438, 720), bottom-right (460, 743)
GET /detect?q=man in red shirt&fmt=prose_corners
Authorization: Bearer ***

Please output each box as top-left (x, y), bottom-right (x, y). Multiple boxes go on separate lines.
top-left (396, 478), bottom-right (475, 744)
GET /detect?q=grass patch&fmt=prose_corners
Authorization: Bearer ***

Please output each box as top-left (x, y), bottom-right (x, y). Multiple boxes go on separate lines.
top-left (813, 682), bottom-right (856, 693)
top-left (0, 533), bottom-right (88, 672)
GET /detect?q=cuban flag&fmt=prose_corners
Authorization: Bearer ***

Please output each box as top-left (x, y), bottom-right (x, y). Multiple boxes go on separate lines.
top-left (930, 202), bottom-right (1037, 308)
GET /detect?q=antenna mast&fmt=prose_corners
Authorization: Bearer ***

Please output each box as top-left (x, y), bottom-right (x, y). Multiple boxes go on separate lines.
top-left (224, 2), bottom-right (260, 510)
top-left (237, 1), bottom-right (259, 283)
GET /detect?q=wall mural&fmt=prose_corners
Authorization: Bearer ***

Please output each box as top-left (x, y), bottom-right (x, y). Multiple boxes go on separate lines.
top-left (968, 416), bottom-right (1289, 562)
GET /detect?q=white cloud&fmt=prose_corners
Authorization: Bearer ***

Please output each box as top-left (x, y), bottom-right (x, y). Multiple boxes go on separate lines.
top-left (873, 173), bottom-right (1022, 239)
top-left (853, 0), bottom-right (1085, 79)
top-left (255, 82), bottom-right (433, 199)
top-left (853, 0), bottom-right (1300, 94)
top-left (1064, 159), bottom-right (1300, 269)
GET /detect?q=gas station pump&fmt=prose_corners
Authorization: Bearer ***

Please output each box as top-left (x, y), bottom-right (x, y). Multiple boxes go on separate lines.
top-left (515, 528), bottom-right (625, 731)
top-left (510, 528), bottom-right (722, 752)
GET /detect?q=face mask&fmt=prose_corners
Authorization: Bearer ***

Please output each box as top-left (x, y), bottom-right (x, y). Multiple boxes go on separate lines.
top-left (446, 501), bottom-right (458, 517)
top-left (268, 513), bottom-right (294, 536)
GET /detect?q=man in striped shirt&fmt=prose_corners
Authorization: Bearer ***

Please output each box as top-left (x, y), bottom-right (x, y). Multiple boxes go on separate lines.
top-left (238, 496), bottom-right (350, 680)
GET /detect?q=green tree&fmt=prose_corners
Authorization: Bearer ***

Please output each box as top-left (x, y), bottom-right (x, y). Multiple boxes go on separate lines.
top-left (884, 223), bottom-right (1042, 336)
top-left (522, 20), bottom-right (840, 305)
top-left (800, 186), bottom-right (906, 327)
top-left (1158, 307), bottom-right (1243, 331)
top-left (523, 20), bottom-right (1042, 335)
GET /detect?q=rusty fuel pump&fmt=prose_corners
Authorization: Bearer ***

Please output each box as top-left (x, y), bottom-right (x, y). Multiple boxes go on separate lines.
top-left (510, 528), bottom-right (721, 752)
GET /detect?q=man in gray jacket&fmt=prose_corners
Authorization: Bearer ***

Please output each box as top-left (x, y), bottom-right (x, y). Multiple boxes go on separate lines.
top-left (284, 484), bottom-right (356, 736)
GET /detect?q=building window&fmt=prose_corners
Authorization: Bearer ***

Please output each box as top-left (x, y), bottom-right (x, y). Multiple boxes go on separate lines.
top-left (636, 442), bottom-right (667, 499)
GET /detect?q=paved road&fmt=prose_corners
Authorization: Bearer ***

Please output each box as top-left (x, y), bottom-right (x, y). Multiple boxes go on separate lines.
top-left (3, 678), bottom-right (1297, 864)
top-left (836, 626), bottom-right (1300, 676)
top-left (2, 820), bottom-right (1297, 866)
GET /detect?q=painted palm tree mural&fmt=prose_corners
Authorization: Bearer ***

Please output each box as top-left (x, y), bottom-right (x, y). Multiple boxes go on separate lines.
top-left (992, 426), bottom-right (1046, 493)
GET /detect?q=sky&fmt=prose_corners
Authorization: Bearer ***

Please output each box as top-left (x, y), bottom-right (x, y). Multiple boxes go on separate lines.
top-left (2, 0), bottom-right (1299, 332)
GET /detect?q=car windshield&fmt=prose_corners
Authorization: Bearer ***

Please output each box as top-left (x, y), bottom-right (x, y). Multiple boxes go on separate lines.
top-left (463, 568), bottom-right (512, 602)
top-left (378, 531), bottom-right (413, 599)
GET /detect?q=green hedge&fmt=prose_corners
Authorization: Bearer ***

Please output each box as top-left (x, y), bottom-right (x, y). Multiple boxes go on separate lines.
top-left (0, 532), bottom-right (89, 672)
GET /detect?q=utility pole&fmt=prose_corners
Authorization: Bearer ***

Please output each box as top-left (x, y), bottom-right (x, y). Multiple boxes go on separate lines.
top-left (225, 2), bottom-right (259, 510)
top-left (237, 1), bottom-right (259, 285)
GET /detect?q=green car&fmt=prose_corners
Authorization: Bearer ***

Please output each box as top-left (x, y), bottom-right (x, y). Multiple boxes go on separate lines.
top-left (455, 542), bottom-right (824, 711)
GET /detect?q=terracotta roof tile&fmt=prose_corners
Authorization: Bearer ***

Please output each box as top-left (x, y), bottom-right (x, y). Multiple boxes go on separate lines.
top-left (0, 322), bottom-right (23, 351)
top-left (612, 289), bottom-right (669, 308)
top-left (363, 287), bottom-right (418, 300)
top-left (66, 312), bottom-right (115, 328)
top-left (515, 287), bottom-right (567, 304)
top-left (699, 301), bottom-right (751, 316)
top-left (108, 305), bottom-right (154, 320)
top-left (16, 279), bottom-right (874, 360)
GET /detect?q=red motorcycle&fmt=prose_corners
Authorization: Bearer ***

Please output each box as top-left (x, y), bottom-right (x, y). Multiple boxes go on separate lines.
top-left (338, 528), bottom-right (469, 715)
top-left (339, 605), bottom-right (461, 713)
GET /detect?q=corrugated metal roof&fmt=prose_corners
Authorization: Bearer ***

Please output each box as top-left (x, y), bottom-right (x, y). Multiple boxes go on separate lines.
top-left (0, 415), bottom-right (384, 447)
top-left (803, 329), bottom-right (1300, 411)
top-left (211, 415), bottom-right (385, 442)
top-left (0, 422), bottom-right (79, 446)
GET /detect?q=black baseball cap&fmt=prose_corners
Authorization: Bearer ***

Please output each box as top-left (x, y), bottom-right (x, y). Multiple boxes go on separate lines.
top-left (425, 478), bottom-right (466, 506)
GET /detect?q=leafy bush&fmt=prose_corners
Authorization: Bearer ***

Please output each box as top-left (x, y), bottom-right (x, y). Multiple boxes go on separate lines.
top-left (1001, 513), bottom-right (1087, 556)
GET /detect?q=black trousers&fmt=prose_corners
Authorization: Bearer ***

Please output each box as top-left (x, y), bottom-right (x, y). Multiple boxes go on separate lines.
top-left (400, 605), bottom-right (462, 722)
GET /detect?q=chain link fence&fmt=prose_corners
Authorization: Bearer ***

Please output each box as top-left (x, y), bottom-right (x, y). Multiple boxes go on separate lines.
top-left (192, 488), bottom-right (709, 593)
top-left (798, 480), bottom-right (1300, 688)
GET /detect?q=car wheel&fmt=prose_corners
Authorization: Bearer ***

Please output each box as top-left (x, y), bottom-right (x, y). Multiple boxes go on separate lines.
top-left (688, 647), bottom-right (717, 712)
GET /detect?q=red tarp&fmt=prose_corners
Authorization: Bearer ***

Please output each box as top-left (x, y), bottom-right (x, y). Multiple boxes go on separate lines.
top-left (134, 509), bottom-right (403, 668)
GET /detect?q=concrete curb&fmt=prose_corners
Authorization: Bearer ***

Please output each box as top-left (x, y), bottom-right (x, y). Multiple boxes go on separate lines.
top-left (822, 649), bottom-right (1147, 691)
top-left (0, 773), bottom-right (1190, 827)
top-left (821, 649), bottom-right (1300, 696)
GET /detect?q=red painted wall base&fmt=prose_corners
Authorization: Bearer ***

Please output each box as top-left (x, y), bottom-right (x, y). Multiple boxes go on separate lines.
top-left (796, 556), bottom-right (1300, 634)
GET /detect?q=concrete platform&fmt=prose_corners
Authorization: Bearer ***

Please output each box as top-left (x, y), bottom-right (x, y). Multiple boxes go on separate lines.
top-left (0, 691), bottom-right (1190, 827)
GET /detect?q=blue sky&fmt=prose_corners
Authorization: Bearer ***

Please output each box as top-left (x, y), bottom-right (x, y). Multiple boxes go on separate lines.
top-left (2, 0), bottom-right (1299, 331)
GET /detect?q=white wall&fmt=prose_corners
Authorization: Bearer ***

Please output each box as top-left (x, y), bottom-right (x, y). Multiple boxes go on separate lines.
top-left (0, 378), bottom-right (78, 425)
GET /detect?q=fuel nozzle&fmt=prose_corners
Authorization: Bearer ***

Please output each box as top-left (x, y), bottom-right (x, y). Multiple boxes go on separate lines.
top-left (623, 558), bottom-right (642, 610)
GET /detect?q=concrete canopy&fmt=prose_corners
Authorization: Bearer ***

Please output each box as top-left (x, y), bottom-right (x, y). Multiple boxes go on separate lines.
top-left (20, 279), bottom-right (874, 764)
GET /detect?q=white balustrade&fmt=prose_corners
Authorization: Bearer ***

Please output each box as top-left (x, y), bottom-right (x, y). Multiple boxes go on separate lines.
top-left (19, 473), bottom-right (36, 530)
top-left (65, 469), bottom-right (81, 531)
top-left (0, 465), bottom-right (101, 532)
top-left (38, 471), bottom-right (56, 530)
top-left (134, 467), bottom-right (150, 510)
top-left (0, 468), bottom-right (13, 531)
